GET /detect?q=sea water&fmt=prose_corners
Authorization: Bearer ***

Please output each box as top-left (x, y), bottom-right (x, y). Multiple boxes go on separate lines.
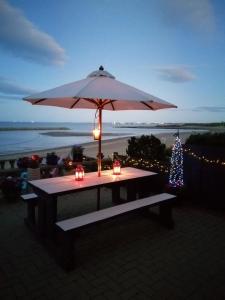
top-left (0, 122), bottom-right (190, 156)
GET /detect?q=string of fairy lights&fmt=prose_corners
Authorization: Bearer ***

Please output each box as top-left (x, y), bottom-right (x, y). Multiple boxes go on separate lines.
top-left (184, 147), bottom-right (225, 167)
top-left (128, 136), bottom-right (225, 188)
top-left (127, 158), bottom-right (169, 173)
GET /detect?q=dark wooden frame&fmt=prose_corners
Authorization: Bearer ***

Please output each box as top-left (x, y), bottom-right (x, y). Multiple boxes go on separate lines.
top-left (55, 193), bottom-right (175, 271)
top-left (28, 168), bottom-right (157, 239)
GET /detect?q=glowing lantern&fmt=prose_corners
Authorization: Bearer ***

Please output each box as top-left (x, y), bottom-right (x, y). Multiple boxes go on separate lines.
top-left (93, 128), bottom-right (100, 140)
top-left (75, 164), bottom-right (84, 181)
top-left (32, 154), bottom-right (39, 161)
top-left (113, 160), bottom-right (121, 175)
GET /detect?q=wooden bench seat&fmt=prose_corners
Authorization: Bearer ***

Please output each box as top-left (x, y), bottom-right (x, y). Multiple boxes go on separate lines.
top-left (56, 192), bottom-right (176, 271)
top-left (21, 193), bottom-right (38, 201)
top-left (21, 193), bottom-right (38, 227)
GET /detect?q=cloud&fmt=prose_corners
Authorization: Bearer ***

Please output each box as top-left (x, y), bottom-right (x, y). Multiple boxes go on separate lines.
top-left (0, 76), bottom-right (37, 95)
top-left (0, 0), bottom-right (66, 65)
top-left (192, 106), bottom-right (225, 113)
top-left (0, 95), bottom-right (21, 101)
top-left (155, 66), bottom-right (196, 83)
top-left (160, 0), bottom-right (216, 33)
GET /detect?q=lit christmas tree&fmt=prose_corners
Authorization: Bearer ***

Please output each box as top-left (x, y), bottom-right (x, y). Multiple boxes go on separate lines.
top-left (169, 135), bottom-right (184, 187)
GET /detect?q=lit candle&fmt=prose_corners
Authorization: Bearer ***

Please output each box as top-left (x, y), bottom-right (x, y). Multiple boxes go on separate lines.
top-left (75, 164), bottom-right (84, 181)
top-left (93, 128), bottom-right (100, 140)
top-left (113, 160), bottom-right (121, 175)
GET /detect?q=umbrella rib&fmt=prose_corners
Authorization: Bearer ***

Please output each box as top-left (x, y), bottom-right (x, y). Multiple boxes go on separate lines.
top-left (71, 98), bottom-right (81, 108)
top-left (81, 98), bottom-right (98, 107)
top-left (33, 98), bottom-right (47, 105)
top-left (71, 97), bottom-right (98, 108)
top-left (86, 98), bottom-right (97, 105)
top-left (102, 99), bottom-right (116, 110)
top-left (141, 101), bottom-right (154, 110)
top-left (110, 100), bottom-right (116, 111)
top-left (100, 99), bottom-right (109, 108)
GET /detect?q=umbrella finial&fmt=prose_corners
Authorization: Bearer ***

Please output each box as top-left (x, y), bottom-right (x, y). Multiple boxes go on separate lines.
top-left (88, 66), bottom-right (115, 79)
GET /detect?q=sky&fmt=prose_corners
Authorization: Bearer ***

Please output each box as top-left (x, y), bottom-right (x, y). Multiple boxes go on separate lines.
top-left (0, 0), bottom-right (225, 124)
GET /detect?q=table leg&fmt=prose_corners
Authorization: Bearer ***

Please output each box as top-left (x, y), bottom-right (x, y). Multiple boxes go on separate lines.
top-left (36, 194), bottom-right (57, 239)
top-left (37, 196), bottom-right (46, 237)
top-left (46, 195), bottom-right (57, 239)
top-left (126, 181), bottom-right (137, 201)
top-left (112, 185), bottom-right (121, 203)
top-left (25, 200), bottom-right (37, 228)
top-left (97, 187), bottom-right (100, 210)
top-left (137, 178), bottom-right (151, 198)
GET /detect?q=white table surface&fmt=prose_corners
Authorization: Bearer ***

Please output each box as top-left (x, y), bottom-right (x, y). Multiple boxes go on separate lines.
top-left (28, 167), bottom-right (157, 195)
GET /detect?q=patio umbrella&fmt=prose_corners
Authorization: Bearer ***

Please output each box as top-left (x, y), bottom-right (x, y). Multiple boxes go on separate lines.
top-left (23, 66), bottom-right (177, 176)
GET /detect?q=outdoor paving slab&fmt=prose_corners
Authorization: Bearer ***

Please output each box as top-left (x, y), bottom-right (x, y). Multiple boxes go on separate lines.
top-left (1, 190), bottom-right (225, 299)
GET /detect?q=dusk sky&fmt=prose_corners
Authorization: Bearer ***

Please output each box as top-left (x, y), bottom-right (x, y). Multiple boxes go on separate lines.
top-left (0, 0), bottom-right (225, 123)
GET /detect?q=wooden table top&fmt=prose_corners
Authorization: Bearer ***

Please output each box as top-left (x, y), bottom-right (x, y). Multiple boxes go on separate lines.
top-left (28, 167), bottom-right (157, 196)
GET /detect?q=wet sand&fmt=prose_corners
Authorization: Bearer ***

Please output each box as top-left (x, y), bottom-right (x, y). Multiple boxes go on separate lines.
top-left (0, 131), bottom-right (194, 162)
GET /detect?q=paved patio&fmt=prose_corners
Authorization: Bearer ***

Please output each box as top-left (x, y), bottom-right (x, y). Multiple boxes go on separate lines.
top-left (1, 188), bottom-right (225, 300)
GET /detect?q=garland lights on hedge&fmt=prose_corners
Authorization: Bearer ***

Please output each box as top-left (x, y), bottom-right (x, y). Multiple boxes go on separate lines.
top-left (169, 136), bottom-right (184, 187)
top-left (127, 158), bottom-right (169, 173)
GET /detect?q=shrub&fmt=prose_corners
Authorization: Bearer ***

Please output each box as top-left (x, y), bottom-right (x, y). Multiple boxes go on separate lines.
top-left (71, 145), bottom-right (84, 162)
top-left (126, 135), bottom-right (167, 161)
top-left (185, 132), bottom-right (225, 147)
top-left (17, 157), bottom-right (30, 169)
top-left (17, 155), bottom-right (42, 169)
top-left (46, 152), bottom-right (59, 165)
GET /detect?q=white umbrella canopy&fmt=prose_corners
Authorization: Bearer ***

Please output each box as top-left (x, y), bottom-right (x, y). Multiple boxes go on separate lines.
top-left (24, 66), bottom-right (177, 176)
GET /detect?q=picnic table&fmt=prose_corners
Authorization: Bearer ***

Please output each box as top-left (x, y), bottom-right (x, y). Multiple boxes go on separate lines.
top-left (28, 167), bottom-right (157, 237)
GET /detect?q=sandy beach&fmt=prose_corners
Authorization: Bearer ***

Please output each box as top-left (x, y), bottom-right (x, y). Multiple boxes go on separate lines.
top-left (0, 131), bottom-right (194, 162)
top-left (84, 131), bottom-right (193, 159)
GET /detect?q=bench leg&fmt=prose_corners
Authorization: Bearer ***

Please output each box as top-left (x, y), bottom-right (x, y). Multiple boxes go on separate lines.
top-left (159, 202), bottom-right (174, 229)
top-left (60, 232), bottom-right (75, 271)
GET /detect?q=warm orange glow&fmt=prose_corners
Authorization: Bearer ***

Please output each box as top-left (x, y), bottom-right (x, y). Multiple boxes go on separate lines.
top-left (31, 155), bottom-right (39, 161)
top-left (75, 165), bottom-right (84, 181)
top-left (68, 161), bottom-right (73, 166)
top-left (113, 160), bottom-right (121, 175)
top-left (93, 128), bottom-right (100, 140)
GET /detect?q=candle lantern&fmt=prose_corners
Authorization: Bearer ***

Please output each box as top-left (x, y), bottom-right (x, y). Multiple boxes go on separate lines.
top-left (93, 128), bottom-right (100, 140)
top-left (32, 154), bottom-right (39, 161)
top-left (75, 164), bottom-right (84, 181)
top-left (113, 160), bottom-right (121, 175)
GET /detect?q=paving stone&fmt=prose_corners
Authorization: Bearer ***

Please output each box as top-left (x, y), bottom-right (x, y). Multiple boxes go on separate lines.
top-left (1, 191), bottom-right (225, 299)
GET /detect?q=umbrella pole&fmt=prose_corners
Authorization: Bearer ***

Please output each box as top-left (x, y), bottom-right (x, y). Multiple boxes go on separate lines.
top-left (98, 107), bottom-right (102, 177)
